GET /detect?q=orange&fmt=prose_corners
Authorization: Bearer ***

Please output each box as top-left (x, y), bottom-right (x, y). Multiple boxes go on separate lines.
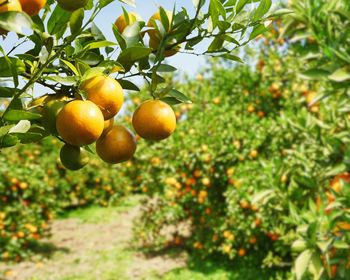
top-left (132, 100), bottom-right (176, 140)
top-left (0, 0), bottom-right (22, 12)
top-left (19, 0), bottom-right (46, 16)
top-left (81, 75), bottom-right (124, 120)
top-left (60, 144), bottom-right (89, 170)
top-left (57, 0), bottom-right (88, 11)
top-left (335, 222), bottom-right (350, 231)
top-left (250, 150), bottom-right (258, 159)
top-left (56, 100), bottom-right (104, 146)
top-left (147, 9), bottom-right (180, 57)
top-left (330, 173), bottom-right (350, 193)
top-left (96, 125), bottom-right (137, 164)
top-left (114, 12), bottom-right (139, 34)
top-left (238, 248), bottom-right (246, 257)
top-left (0, 0), bottom-right (22, 34)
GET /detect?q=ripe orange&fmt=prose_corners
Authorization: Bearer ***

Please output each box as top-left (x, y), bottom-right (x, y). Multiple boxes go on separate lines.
top-left (132, 100), bottom-right (176, 141)
top-left (114, 12), bottom-right (139, 34)
top-left (56, 100), bottom-right (104, 146)
top-left (19, 0), bottom-right (46, 16)
top-left (0, 0), bottom-right (22, 13)
top-left (250, 150), bottom-right (258, 159)
top-left (57, 0), bottom-right (88, 11)
top-left (60, 144), bottom-right (89, 170)
top-left (96, 125), bottom-right (137, 164)
top-left (0, 0), bottom-right (22, 34)
top-left (249, 236), bottom-right (257, 244)
top-left (81, 75), bottom-right (124, 120)
top-left (147, 9), bottom-right (180, 57)
top-left (330, 173), bottom-right (350, 193)
top-left (238, 248), bottom-right (246, 257)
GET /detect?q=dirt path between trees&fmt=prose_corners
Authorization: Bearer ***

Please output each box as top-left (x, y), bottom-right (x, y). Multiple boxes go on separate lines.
top-left (0, 200), bottom-right (187, 280)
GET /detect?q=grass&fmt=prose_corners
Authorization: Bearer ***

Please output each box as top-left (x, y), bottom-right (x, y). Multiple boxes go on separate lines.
top-left (19, 196), bottom-right (289, 280)
top-left (58, 195), bottom-right (141, 223)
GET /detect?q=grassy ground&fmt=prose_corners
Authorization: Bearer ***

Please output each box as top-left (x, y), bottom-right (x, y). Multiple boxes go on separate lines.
top-left (0, 196), bottom-right (288, 280)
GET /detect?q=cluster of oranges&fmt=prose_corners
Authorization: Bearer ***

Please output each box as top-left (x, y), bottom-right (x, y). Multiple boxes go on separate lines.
top-left (114, 9), bottom-right (181, 57)
top-left (30, 74), bottom-right (177, 170)
top-left (0, 0), bottom-right (89, 19)
top-left (1, 0), bottom-right (181, 56)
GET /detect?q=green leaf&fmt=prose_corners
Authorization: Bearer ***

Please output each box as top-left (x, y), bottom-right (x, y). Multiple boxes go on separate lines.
top-left (160, 97), bottom-right (182, 105)
top-left (295, 249), bottom-right (312, 280)
top-left (3, 110), bottom-right (42, 122)
top-left (0, 57), bottom-right (25, 77)
top-left (47, 5), bottom-right (71, 36)
top-left (83, 41), bottom-right (117, 51)
top-left (0, 87), bottom-right (16, 97)
top-left (0, 134), bottom-right (18, 148)
top-left (45, 75), bottom-right (79, 86)
top-left (252, 0), bottom-right (272, 22)
top-left (249, 24), bottom-right (268, 40)
top-left (220, 54), bottom-right (244, 63)
top-left (309, 253), bottom-right (323, 280)
top-left (267, 8), bottom-right (293, 18)
top-left (208, 35), bottom-right (225, 52)
top-left (117, 79), bottom-right (140, 91)
top-left (61, 59), bottom-right (80, 76)
top-left (0, 125), bottom-right (15, 138)
top-left (123, 22), bottom-right (142, 47)
top-left (168, 89), bottom-right (192, 104)
top-left (112, 25), bottom-right (127, 50)
top-left (11, 132), bottom-right (44, 144)
top-left (70, 8), bottom-right (84, 35)
top-left (328, 68), bottom-right (350, 82)
top-left (9, 120), bottom-right (31, 133)
top-left (117, 46), bottom-right (153, 71)
top-left (300, 69), bottom-right (330, 79)
top-left (236, 0), bottom-right (248, 14)
top-left (118, 0), bottom-right (136, 7)
top-left (99, 0), bottom-right (114, 8)
top-left (251, 189), bottom-right (275, 205)
top-left (81, 67), bottom-right (105, 81)
top-left (0, 11), bottom-right (33, 35)
top-left (156, 64), bottom-right (177, 73)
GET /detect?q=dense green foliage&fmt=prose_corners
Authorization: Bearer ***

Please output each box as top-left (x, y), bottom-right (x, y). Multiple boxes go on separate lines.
top-left (131, 22), bottom-right (350, 279)
top-left (0, 138), bottom-right (132, 260)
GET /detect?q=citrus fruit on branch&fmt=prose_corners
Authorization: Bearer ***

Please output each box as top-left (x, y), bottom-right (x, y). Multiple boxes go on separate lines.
top-left (0, 0), bottom-right (22, 12)
top-left (0, 0), bottom-right (22, 34)
top-left (80, 75), bottom-right (124, 120)
top-left (146, 9), bottom-right (181, 57)
top-left (115, 11), bottom-right (140, 34)
top-left (56, 100), bottom-right (104, 146)
top-left (19, 0), bottom-right (46, 16)
top-left (132, 100), bottom-right (176, 141)
top-left (96, 125), bottom-right (137, 164)
top-left (60, 144), bottom-right (89, 170)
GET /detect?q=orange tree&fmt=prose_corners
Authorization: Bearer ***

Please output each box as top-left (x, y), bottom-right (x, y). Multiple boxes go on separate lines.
top-left (0, 0), bottom-right (285, 165)
top-left (130, 14), bottom-right (350, 279)
top-left (0, 0), bottom-right (286, 261)
top-left (0, 137), bottom-right (134, 261)
top-left (280, 1), bottom-right (350, 279)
